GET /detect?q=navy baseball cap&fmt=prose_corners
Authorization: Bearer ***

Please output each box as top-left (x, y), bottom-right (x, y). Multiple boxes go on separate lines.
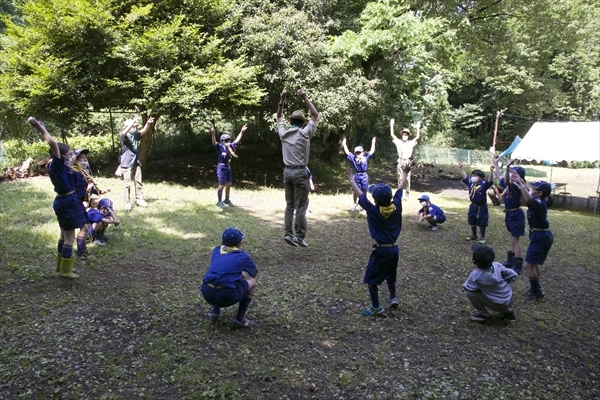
top-left (418, 195), bottom-right (430, 202)
top-left (530, 180), bottom-right (551, 197)
top-left (471, 244), bottom-right (495, 266)
top-left (98, 198), bottom-right (114, 213)
top-left (368, 183), bottom-right (392, 205)
top-left (74, 149), bottom-right (89, 157)
top-left (510, 166), bottom-right (526, 179)
top-left (222, 227), bottom-right (245, 246)
top-left (220, 134), bottom-right (231, 142)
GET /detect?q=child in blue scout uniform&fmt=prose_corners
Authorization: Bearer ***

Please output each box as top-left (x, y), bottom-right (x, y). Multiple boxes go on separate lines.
top-left (510, 177), bottom-right (554, 301)
top-left (201, 228), bottom-right (258, 328)
top-left (210, 124), bottom-right (247, 208)
top-left (493, 157), bottom-right (526, 274)
top-left (28, 117), bottom-right (85, 279)
top-left (342, 136), bottom-right (376, 211)
top-left (458, 162), bottom-right (494, 244)
top-left (87, 198), bottom-right (120, 244)
top-left (464, 244), bottom-right (518, 324)
top-left (416, 195), bottom-right (446, 231)
top-left (346, 163), bottom-right (411, 316)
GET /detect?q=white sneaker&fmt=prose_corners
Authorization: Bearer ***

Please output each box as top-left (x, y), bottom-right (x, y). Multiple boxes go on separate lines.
top-left (136, 199), bottom-right (148, 207)
top-left (357, 205), bottom-right (364, 212)
top-left (351, 203), bottom-right (358, 211)
top-left (125, 202), bottom-right (132, 211)
top-left (430, 225), bottom-right (439, 231)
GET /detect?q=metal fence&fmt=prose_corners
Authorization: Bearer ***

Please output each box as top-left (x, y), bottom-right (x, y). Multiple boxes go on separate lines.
top-left (414, 145), bottom-right (492, 165)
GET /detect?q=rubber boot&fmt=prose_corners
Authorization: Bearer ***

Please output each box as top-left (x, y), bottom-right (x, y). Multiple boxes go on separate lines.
top-left (56, 253), bottom-right (62, 273)
top-left (512, 257), bottom-right (523, 276)
top-left (503, 251), bottom-right (514, 267)
top-left (59, 257), bottom-right (79, 279)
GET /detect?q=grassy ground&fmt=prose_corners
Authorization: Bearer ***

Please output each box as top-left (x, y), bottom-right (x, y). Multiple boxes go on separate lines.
top-left (0, 160), bottom-right (599, 399)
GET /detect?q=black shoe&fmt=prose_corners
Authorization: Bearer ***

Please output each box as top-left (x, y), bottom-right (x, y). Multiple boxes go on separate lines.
top-left (496, 310), bottom-right (516, 321)
top-left (75, 252), bottom-right (87, 261)
top-left (469, 313), bottom-right (491, 324)
top-left (525, 291), bottom-right (545, 301)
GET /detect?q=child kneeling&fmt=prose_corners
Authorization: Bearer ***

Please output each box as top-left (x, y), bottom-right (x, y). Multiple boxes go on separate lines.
top-left (464, 244), bottom-right (517, 324)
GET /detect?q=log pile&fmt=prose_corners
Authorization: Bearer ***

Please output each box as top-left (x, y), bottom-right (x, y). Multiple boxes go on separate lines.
top-left (0, 158), bottom-right (34, 181)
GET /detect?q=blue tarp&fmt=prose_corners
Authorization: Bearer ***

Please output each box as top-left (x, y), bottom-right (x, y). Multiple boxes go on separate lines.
top-left (499, 136), bottom-right (522, 158)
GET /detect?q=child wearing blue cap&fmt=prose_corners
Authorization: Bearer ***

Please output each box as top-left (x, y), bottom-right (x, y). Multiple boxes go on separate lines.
top-left (28, 117), bottom-right (84, 279)
top-left (342, 136), bottom-right (376, 211)
top-left (86, 198), bottom-right (120, 245)
top-left (493, 157), bottom-right (526, 274)
top-left (416, 195), bottom-right (446, 231)
top-left (510, 176), bottom-right (554, 301)
top-left (458, 162), bottom-right (494, 244)
top-left (201, 227), bottom-right (258, 327)
top-left (346, 163), bottom-right (411, 316)
top-left (211, 124), bottom-right (247, 208)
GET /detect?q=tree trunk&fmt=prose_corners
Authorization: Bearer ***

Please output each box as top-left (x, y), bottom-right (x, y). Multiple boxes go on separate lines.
top-left (138, 116), bottom-right (157, 167)
top-left (321, 130), bottom-right (343, 163)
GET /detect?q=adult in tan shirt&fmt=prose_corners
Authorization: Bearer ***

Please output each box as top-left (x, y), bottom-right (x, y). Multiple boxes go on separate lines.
top-left (391, 119), bottom-right (420, 199)
top-left (276, 89), bottom-right (319, 248)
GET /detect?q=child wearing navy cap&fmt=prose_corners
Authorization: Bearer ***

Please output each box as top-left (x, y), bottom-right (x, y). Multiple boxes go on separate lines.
top-left (210, 124), bottom-right (247, 209)
top-left (458, 162), bottom-right (494, 244)
top-left (201, 227), bottom-right (258, 327)
top-left (416, 195), bottom-right (446, 231)
top-left (342, 136), bottom-right (376, 211)
top-left (346, 163), bottom-right (411, 316)
top-left (464, 244), bottom-right (518, 324)
top-left (86, 198), bottom-right (120, 245)
top-left (28, 117), bottom-right (84, 279)
top-left (493, 157), bottom-right (526, 274)
top-left (510, 176), bottom-right (554, 301)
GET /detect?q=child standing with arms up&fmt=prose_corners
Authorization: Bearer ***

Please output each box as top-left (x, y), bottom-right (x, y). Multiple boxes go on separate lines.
top-left (511, 177), bottom-right (554, 301)
top-left (211, 124), bottom-right (247, 208)
top-left (346, 163), bottom-right (411, 316)
top-left (28, 117), bottom-right (85, 279)
top-left (342, 137), bottom-right (376, 211)
top-left (458, 162), bottom-right (494, 244)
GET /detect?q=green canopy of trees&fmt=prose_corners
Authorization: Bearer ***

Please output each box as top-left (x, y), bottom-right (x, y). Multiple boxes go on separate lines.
top-left (0, 0), bottom-right (598, 161)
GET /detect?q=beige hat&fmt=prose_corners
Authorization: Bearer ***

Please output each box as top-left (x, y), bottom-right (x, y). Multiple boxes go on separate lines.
top-left (288, 110), bottom-right (307, 121)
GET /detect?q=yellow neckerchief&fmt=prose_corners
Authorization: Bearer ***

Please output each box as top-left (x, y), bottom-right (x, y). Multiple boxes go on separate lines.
top-left (220, 245), bottom-right (240, 254)
top-left (470, 183), bottom-right (481, 197)
top-left (72, 163), bottom-right (102, 199)
top-left (379, 204), bottom-right (396, 219)
top-left (226, 144), bottom-right (238, 160)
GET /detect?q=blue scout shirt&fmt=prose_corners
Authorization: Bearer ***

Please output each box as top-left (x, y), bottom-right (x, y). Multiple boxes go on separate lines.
top-left (347, 153), bottom-right (371, 173)
top-left (527, 197), bottom-right (550, 230)
top-left (49, 155), bottom-right (76, 195)
top-left (203, 246), bottom-right (257, 289)
top-left (86, 208), bottom-right (106, 224)
top-left (463, 177), bottom-right (493, 206)
top-left (358, 189), bottom-right (403, 244)
top-left (214, 142), bottom-right (238, 164)
top-left (418, 203), bottom-right (445, 219)
top-left (499, 178), bottom-right (523, 209)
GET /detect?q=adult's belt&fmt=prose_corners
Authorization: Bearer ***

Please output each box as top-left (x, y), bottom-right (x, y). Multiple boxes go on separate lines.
top-left (374, 243), bottom-right (396, 247)
top-left (205, 283), bottom-right (224, 289)
top-left (530, 228), bottom-right (550, 232)
top-left (56, 190), bottom-right (75, 197)
top-left (285, 165), bottom-right (306, 169)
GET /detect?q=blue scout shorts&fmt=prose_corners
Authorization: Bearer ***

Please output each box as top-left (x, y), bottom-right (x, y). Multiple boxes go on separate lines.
top-left (54, 194), bottom-right (86, 231)
top-left (526, 231), bottom-right (554, 265)
top-left (505, 208), bottom-right (525, 237)
top-left (467, 204), bottom-right (489, 227)
top-left (201, 280), bottom-right (249, 308)
top-left (364, 246), bottom-right (399, 286)
top-left (354, 173), bottom-right (369, 193)
top-left (216, 164), bottom-right (232, 185)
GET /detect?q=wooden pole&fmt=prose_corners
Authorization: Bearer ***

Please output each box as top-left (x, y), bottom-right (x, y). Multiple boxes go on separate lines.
top-left (492, 108), bottom-right (507, 152)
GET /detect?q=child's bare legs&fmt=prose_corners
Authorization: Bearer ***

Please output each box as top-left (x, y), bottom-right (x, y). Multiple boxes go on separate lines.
top-left (524, 261), bottom-right (543, 298)
top-left (76, 223), bottom-right (89, 256)
top-left (511, 236), bottom-right (522, 258)
top-left (60, 229), bottom-right (76, 257)
top-left (235, 272), bottom-right (256, 322)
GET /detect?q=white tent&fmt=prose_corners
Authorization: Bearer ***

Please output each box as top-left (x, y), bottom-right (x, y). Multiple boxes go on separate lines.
top-left (511, 121), bottom-right (600, 162)
top-left (511, 121), bottom-right (600, 213)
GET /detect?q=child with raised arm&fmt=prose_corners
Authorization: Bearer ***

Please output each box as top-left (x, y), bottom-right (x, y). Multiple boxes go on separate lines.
top-left (511, 177), bottom-right (554, 301)
top-left (458, 162), bottom-right (494, 244)
top-left (346, 163), bottom-right (411, 316)
top-left (211, 124), bottom-right (247, 208)
top-left (28, 117), bottom-right (85, 279)
top-left (342, 136), bottom-right (376, 211)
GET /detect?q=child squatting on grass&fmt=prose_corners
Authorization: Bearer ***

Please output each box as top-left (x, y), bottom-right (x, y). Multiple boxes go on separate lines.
top-left (28, 116), bottom-right (85, 279)
top-left (200, 228), bottom-right (258, 328)
top-left (346, 163), bottom-right (411, 316)
top-left (416, 194), bottom-right (446, 231)
top-left (464, 244), bottom-right (518, 324)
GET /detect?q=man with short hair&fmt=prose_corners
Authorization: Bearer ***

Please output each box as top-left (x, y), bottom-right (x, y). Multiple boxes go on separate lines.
top-left (277, 89), bottom-right (319, 248)
top-left (119, 116), bottom-right (155, 211)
